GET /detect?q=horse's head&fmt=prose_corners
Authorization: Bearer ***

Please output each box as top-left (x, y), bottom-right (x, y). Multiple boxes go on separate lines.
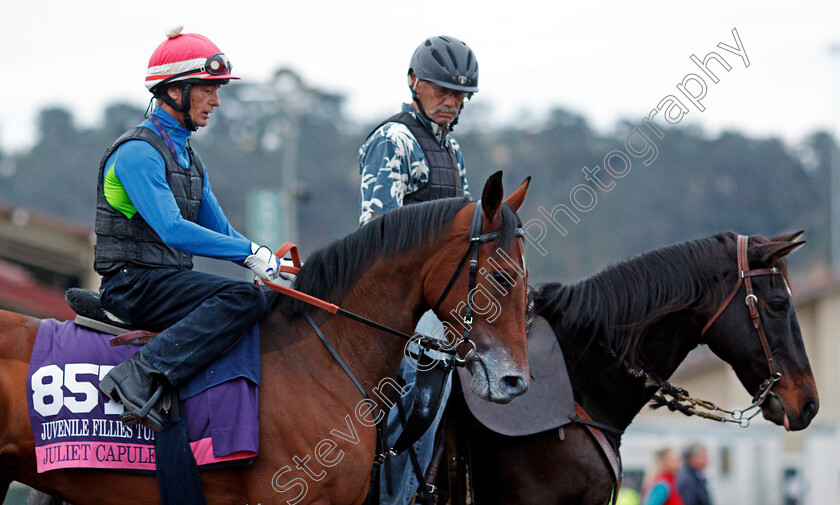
top-left (702, 232), bottom-right (818, 431)
top-left (425, 172), bottom-right (531, 403)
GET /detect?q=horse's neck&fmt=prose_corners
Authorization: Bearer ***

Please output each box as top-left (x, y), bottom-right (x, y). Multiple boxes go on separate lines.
top-left (549, 287), bottom-right (700, 433)
top-left (312, 254), bottom-right (427, 391)
top-left (573, 324), bottom-right (697, 429)
top-left (0, 309), bottom-right (40, 362)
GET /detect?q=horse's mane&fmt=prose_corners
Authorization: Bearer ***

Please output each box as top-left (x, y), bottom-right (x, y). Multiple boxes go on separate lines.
top-left (534, 231), bottom-right (740, 369)
top-left (277, 197), bottom-right (521, 318)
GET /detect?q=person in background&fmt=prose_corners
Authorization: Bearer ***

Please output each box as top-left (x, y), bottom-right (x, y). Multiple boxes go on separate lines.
top-left (358, 34), bottom-right (476, 225)
top-left (358, 35), bottom-right (479, 504)
top-left (677, 443), bottom-right (713, 505)
top-left (617, 487), bottom-right (642, 505)
top-left (642, 447), bottom-right (685, 505)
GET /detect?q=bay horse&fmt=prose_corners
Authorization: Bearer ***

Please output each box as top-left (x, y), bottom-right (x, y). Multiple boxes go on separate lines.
top-left (0, 172), bottom-right (531, 505)
top-left (454, 231), bottom-right (818, 505)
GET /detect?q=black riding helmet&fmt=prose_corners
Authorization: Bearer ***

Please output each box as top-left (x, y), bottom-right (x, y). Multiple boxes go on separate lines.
top-left (408, 36), bottom-right (478, 130)
top-left (409, 35), bottom-right (479, 93)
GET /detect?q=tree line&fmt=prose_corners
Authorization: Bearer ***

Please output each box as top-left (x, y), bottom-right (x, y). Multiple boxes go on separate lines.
top-left (0, 74), bottom-right (832, 287)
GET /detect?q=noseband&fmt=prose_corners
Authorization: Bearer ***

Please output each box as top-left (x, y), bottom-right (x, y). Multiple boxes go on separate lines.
top-left (700, 234), bottom-right (783, 415)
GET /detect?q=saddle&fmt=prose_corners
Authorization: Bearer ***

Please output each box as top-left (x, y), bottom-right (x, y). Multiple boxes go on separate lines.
top-left (457, 314), bottom-right (575, 436)
top-left (65, 288), bottom-right (157, 344)
top-left (62, 288), bottom-right (255, 505)
top-left (455, 315), bottom-right (623, 505)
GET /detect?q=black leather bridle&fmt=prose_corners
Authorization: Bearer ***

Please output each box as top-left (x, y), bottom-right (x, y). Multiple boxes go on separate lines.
top-left (701, 234), bottom-right (783, 410)
top-left (427, 201), bottom-right (525, 363)
top-left (260, 200), bottom-right (526, 368)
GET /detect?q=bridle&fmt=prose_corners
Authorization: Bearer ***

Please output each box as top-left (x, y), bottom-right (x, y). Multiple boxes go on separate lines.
top-left (260, 200), bottom-right (525, 366)
top-left (260, 200), bottom-right (525, 465)
top-left (428, 201), bottom-right (525, 364)
top-left (654, 234), bottom-right (784, 427)
top-left (702, 234), bottom-right (782, 404)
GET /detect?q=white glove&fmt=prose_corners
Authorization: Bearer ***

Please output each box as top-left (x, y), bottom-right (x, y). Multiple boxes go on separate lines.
top-left (278, 257), bottom-right (298, 282)
top-left (245, 243), bottom-right (280, 281)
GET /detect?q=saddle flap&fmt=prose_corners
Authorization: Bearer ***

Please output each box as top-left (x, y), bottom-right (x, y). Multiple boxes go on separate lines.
top-left (457, 315), bottom-right (575, 436)
top-left (390, 354), bottom-right (452, 455)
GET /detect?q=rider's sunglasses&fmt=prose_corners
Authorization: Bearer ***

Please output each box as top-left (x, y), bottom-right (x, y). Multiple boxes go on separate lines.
top-left (426, 82), bottom-right (469, 102)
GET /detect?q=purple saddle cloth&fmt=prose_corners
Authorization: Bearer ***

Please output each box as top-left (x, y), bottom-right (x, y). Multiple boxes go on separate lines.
top-left (27, 319), bottom-right (259, 473)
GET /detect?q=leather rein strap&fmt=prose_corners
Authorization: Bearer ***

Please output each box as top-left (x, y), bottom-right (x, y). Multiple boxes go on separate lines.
top-left (701, 235), bottom-right (782, 397)
top-left (262, 202), bottom-right (524, 363)
top-left (261, 202), bottom-right (524, 465)
top-left (261, 246), bottom-right (448, 357)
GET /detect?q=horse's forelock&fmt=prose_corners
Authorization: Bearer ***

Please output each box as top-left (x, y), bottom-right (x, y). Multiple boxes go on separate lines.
top-left (494, 203), bottom-right (522, 252)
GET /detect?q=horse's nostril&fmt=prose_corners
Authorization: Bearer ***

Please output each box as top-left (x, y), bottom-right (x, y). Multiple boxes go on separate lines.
top-left (501, 375), bottom-right (527, 394)
top-left (802, 398), bottom-right (819, 419)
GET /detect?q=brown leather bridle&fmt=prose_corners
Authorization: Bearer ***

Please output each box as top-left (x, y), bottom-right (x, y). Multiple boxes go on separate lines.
top-left (701, 234), bottom-right (783, 411)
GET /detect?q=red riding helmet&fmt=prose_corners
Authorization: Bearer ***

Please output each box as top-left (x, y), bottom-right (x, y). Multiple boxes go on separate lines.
top-left (145, 26), bottom-right (239, 93)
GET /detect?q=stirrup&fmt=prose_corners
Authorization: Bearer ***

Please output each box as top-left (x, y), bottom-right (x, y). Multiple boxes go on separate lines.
top-left (117, 383), bottom-right (166, 432)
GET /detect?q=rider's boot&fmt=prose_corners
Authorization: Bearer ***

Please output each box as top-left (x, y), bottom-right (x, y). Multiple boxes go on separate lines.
top-left (99, 352), bottom-right (167, 432)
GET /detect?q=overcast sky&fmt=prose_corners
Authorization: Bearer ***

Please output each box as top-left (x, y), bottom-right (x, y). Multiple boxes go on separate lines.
top-left (2, 0), bottom-right (838, 153)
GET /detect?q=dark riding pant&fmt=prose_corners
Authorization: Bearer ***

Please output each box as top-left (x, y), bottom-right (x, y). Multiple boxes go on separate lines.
top-left (99, 265), bottom-right (267, 386)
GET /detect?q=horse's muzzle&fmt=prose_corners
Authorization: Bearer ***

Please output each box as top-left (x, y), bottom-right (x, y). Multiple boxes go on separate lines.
top-left (762, 394), bottom-right (819, 431)
top-left (467, 352), bottom-right (529, 404)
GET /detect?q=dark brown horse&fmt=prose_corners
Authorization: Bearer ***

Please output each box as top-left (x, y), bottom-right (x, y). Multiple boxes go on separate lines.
top-left (454, 231), bottom-right (818, 505)
top-left (0, 173), bottom-right (531, 504)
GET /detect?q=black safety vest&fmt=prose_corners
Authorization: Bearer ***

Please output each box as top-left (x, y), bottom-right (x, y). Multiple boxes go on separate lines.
top-left (371, 111), bottom-right (464, 204)
top-left (94, 126), bottom-right (204, 275)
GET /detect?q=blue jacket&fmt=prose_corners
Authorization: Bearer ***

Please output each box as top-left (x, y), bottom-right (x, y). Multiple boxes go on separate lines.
top-left (100, 108), bottom-right (251, 263)
top-left (676, 467), bottom-right (712, 505)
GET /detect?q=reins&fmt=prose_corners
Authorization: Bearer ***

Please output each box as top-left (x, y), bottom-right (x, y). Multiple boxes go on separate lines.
top-left (258, 202), bottom-right (523, 366)
top-left (254, 200), bottom-right (524, 366)
top-left (259, 202), bottom-right (524, 467)
top-left (650, 234), bottom-right (783, 427)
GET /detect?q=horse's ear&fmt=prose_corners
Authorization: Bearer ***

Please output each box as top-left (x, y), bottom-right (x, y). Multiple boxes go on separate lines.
top-left (769, 230), bottom-right (805, 243)
top-left (481, 171), bottom-right (505, 222)
top-left (754, 240), bottom-right (806, 264)
top-left (503, 176), bottom-right (531, 213)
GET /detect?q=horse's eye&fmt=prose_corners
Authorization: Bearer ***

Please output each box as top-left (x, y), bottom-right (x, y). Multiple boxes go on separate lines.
top-left (492, 271), bottom-right (513, 288)
top-left (767, 299), bottom-right (789, 314)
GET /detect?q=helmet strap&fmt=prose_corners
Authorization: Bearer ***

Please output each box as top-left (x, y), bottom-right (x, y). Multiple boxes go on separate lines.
top-left (178, 83), bottom-right (197, 131)
top-left (409, 73), bottom-right (428, 118)
top-left (144, 96), bottom-right (155, 119)
top-left (411, 91), bottom-right (429, 122)
top-left (448, 103), bottom-right (465, 131)
top-left (155, 83), bottom-right (198, 131)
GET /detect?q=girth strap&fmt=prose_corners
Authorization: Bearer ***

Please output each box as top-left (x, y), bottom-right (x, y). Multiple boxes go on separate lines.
top-left (573, 403), bottom-right (622, 505)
